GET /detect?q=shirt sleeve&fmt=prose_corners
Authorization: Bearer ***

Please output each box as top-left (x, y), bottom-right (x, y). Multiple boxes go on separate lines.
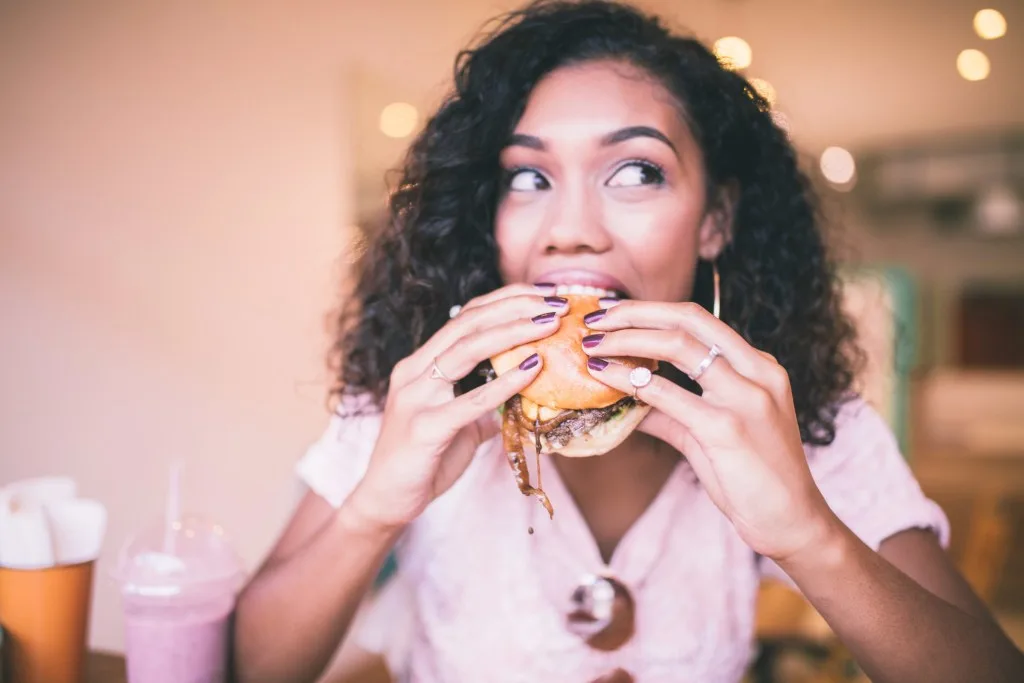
top-left (294, 395), bottom-right (383, 509)
top-left (295, 397), bottom-right (417, 669)
top-left (349, 569), bottom-right (416, 679)
top-left (760, 397), bottom-right (950, 585)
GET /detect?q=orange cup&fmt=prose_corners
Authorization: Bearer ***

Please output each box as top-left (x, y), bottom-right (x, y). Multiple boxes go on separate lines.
top-left (0, 560), bottom-right (94, 683)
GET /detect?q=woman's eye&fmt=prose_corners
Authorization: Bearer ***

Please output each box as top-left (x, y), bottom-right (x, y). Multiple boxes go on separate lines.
top-left (507, 169), bottom-right (550, 192)
top-left (607, 162), bottom-right (665, 188)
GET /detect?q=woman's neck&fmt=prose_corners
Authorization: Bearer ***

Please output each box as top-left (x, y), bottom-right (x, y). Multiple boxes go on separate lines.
top-left (550, 433), bottom-right (681, 563)
top-left (553, 432), bottom-right (678, 482)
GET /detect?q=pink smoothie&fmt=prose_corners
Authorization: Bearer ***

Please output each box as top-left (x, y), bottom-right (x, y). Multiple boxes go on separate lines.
top-left (123, 599), bottom-right (231, 683)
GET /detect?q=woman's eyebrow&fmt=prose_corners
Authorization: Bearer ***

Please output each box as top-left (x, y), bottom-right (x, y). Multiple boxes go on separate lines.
top-left (505, 133), bottom-right (545, 151)
top-left (601, 125), bottom-right (678, 157)
top-left (504, 126), bottom-right (679, 158)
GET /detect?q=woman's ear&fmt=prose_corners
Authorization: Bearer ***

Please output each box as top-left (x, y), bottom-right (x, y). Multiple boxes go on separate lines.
top-left (697, 182), bottom-right (738, 260)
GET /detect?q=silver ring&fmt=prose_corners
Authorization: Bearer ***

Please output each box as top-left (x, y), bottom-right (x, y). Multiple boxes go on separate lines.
top-left (629, 366), bottom-right (652, 398)
top-left (449, 304), bottom-right (463, 319)
top-left (689, 344), bottom-right (722, 381)
top-left (430, 357), bottom-right (457, 384)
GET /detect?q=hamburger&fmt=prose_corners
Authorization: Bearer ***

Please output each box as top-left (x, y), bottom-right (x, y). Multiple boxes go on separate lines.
top-left (490, 291), bottom-right (658, 458)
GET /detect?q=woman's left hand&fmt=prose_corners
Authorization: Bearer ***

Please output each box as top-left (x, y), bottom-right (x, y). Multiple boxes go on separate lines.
top-left (582, 299), bottom-right (839, 563)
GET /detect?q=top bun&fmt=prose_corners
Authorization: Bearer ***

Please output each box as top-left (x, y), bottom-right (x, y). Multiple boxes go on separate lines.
top-left (490, 295), bottom-right (657, 410)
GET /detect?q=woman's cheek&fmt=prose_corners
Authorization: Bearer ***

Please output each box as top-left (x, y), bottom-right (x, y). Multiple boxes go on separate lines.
top-left (602, 200), bottom-right (702, 299)
top-left (496, 200), bottom-right (545, 272)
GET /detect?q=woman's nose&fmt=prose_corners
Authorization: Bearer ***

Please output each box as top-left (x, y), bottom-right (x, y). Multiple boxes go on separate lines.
top-left (540, 186), bottom-right (613, 255)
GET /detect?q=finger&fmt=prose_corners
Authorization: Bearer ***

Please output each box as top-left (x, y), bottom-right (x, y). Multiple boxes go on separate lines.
top-left (638, 408), bottom-right (690, 453)
top-left (583, 301), bottom-right (766, 381)
top-left (638, 410), bottom-right (710, 468)
top-left (400, 292), bottom-right (569, 385)
top-left (474, 410), bottom-right (502, 443)
top-left (458, 282), bottom-right (557, 315)
top-left (584, 356), bottom-right (714, 430)
top-left (432, 352), bottom-right (543, 434)
top-left (581, 328), bottom-right (746, 395)
top-left (433, 313), bottom-right (563, 382)
top-left (589, 355), bottom-right (770, 458)
top-left (637, 409), bottom-right (722, 500)
top-left (441, 411), bottom-right (502, 482)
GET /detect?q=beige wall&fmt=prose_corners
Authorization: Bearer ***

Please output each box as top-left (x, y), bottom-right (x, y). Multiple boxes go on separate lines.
top-left (0, 3), bottom-right (354, 651)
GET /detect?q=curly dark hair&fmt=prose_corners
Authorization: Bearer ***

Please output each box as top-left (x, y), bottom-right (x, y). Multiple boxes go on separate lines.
top-left (331, 0), bottom-right (860, 446)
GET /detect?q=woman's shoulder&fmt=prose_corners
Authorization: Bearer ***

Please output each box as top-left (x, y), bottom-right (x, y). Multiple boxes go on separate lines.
top-left (294, 393), bottom-right (384, 508)
top-left (295, 391), bottom-right (503, 511)
top-left (761, 394), bottom-right (949, 584)
top-left (311, 393), bottom-right (386, 461)
top-left (802, 394), bottom-right (915, 487)
top-left (327, 392), bottom-right (385, 434)
top-left (806, 395), bottom-right (896, 461)
top-left (803, 394), bottom-right (950, 549)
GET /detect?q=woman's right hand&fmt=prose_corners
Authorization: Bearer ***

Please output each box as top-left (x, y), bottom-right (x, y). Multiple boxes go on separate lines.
top-left (346, 283), bottom-right (568, 530)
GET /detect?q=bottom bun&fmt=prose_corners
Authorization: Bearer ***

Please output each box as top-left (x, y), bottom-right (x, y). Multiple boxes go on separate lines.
top-left (526, 403), bottom-right (651, 458)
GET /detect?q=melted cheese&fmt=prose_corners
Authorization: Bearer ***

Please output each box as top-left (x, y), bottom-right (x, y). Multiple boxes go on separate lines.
top-left (520, 397), bottom-right (564, 422)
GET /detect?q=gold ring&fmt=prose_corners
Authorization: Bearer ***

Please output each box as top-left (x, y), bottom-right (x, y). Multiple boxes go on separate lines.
top-left (430, 357), bottom-right (457, 384)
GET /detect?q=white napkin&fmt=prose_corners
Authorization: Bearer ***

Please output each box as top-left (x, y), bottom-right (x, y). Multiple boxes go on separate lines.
top-left (0, 501), bottom-right (55, 568)
top-left (45, 498), bottom-right (107, 566)
top-left (3, 476), bottom-right (76, 506)
top-left (0, 477), bottom-right (107, 569)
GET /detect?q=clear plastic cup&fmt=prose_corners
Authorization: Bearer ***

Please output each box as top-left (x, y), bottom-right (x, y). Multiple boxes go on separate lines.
top-left (112, 514), bottom-right (244, 683)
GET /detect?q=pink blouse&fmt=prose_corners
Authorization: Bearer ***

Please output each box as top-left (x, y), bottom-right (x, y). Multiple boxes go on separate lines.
top-left (296, 397), bottom-right (948, 683)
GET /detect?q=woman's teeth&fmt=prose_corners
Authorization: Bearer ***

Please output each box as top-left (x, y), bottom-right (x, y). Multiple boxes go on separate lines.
top-left (553, 284), bottom-right (622, 298)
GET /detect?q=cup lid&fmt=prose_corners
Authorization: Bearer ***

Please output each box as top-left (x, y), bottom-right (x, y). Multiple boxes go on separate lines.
top-left (112, 514), bottom-right (244, 598)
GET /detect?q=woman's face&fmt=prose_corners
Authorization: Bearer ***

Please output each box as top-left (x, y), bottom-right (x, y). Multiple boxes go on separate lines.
top-left (495, 60), bottom-right (729, 301)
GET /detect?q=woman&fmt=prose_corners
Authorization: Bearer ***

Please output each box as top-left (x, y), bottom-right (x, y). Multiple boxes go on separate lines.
top-left (233, 2), bottom-right (1023, 682)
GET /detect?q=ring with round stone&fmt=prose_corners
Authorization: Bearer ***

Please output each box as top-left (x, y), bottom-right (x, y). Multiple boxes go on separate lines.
top-left (449, 304), bottom-right (463, 319)
top-left (629, 366), bottom-right (653, 399)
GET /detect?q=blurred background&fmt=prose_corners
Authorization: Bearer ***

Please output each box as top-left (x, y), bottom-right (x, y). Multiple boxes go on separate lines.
top-left (1, 1), bottom-right (1022, 681)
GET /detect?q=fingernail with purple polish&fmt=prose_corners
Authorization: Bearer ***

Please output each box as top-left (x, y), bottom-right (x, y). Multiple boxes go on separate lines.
top-left (534, 282), bottom-right (556, 295)
top-left (598, 297), bottom-right (622, 308)
top-left (532, 311), bottom-right (557, 324)
top-left (545, 296), bottom-right (568, 308)
top-left (582, 333), bottom-right (605, 349)
top-left (519, 353), bottom-right (540, 371)
top-left (587, 357), bottom-right (609, 371)
top-left (583, 309), bottom-right (607, 325)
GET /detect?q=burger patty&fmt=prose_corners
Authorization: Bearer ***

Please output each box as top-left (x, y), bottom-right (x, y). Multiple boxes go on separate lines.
top-left (507, 395), bottom-right (636, 449)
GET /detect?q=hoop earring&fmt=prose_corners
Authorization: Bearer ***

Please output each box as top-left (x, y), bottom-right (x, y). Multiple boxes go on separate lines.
top-left (712, 261), bottom-right (721, 320)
